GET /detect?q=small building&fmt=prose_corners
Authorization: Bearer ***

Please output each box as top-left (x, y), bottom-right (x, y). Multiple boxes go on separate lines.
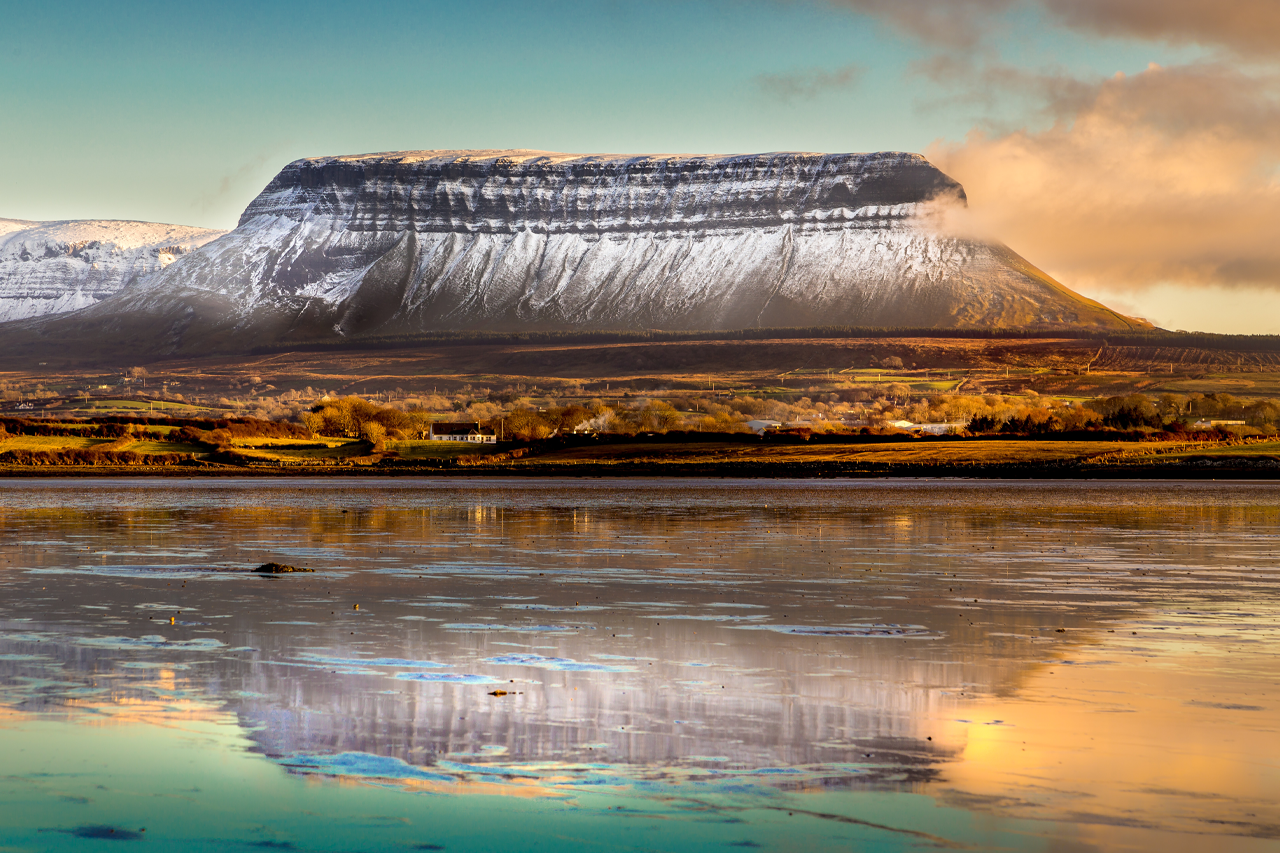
top-left (910, 422), bottom-right (970, 435)
top-left (427, 422), bottom-right (497, 443)
top-left (1190, 419), bottom-right (1246, 429)
top-left (747, 417), bottom-right (783, 432)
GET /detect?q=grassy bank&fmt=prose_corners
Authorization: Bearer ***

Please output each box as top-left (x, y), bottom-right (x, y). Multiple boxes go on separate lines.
top-left (2, 431), bottom-right (1276, 478)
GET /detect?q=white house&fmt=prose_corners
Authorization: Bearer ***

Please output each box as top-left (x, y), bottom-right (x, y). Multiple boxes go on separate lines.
top-left (910, 422), bottom-right (970, 435)
top-left (746, 419), bottom-right (783, 435)
top-left (1190, 419), bottom-right (1246, 429)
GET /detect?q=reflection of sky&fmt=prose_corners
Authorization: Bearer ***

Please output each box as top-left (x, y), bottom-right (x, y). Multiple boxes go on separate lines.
top-left (0, 480), bottom-right (1277, 849)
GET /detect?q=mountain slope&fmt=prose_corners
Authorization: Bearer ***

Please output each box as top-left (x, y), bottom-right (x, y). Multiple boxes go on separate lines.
top-left (0, 218), bottom-right (226, 323)
top-left (6, 151), bottom-right (1147, 357)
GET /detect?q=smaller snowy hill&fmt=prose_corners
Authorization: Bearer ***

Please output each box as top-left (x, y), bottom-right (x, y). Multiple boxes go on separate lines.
top-left (0, 218), bottom-right (226, 322)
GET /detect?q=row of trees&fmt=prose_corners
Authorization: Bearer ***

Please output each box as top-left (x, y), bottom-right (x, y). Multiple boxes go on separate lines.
top-left (278, 390), bottom-right (1280, 445)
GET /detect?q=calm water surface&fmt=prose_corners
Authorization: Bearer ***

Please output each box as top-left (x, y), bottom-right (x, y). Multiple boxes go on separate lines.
top-left (0, 479), bottom-right (1277, 852)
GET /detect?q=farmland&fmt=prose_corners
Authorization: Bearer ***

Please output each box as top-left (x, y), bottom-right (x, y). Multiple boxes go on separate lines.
top-left (0, 420), bottom-right (1274, 477)
top-left (0, 330), bottom-right (1277, 477)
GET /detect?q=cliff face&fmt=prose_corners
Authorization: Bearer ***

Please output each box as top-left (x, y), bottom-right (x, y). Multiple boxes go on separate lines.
top-left (16, 151), bottom-right (1145, 355)
top-left (0, 219), bottom-right (226, 322)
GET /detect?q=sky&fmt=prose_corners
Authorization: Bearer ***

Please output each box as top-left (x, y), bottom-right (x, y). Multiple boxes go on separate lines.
top-left (2, 0), bottom-right (1277, 333)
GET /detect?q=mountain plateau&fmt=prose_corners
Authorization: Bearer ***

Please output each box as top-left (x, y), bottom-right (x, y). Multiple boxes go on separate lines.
top-left (1, 151), bottom-right (1147, 358)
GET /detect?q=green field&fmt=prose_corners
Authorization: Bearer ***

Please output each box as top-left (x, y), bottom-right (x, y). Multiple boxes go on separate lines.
top-left (0, 435), bottom-right (106, 451)
top-left (54, 399), bottom-right (216, 417)
top-left (237, 436), bottom-right (348, 448)
top-left (234, 444), bottom-right (364, 463)
top-left (1158, 440), bottom-right (1280, 459)
top-left (1156, 374), bottom-right (1280, 396)
top-left (385, 440), bottom-right (494, 459)
top-left (129, 440), bottom-right (203, 455)
top-left (516, 439), bottom-right (1139, 469)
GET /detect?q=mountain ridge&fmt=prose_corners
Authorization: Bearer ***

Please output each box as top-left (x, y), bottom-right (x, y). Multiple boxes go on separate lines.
top-left (1, 150), bottom-right (1148, 359)
top-left (0, 218), bottom-right (226, 323)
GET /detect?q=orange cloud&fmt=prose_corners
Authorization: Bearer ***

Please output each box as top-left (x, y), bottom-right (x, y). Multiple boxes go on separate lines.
top-left (1042, 0), bottom-right (1280, 57)
top-left (823, 0), bottom-right (1014, 47)
top-left (826, 0), bottom-right (1280, 55)
top-left (927, 63), bottom-right (1280, 294)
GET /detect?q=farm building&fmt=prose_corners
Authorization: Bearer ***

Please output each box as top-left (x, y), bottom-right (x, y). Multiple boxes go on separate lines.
top-left (428, 422), bottom-right (497, 443)
top-left (746, 419), bottom-right (783, 435)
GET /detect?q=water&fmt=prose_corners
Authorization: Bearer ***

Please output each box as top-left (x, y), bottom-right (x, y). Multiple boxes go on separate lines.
top-left (0, 479), bottom-right (1277, 852)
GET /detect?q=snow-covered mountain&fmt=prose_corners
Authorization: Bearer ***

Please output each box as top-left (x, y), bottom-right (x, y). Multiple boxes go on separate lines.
top-left (8, 151), bottom-right (1146, 356)
top-left (0, 218), bottom-right (225, 322)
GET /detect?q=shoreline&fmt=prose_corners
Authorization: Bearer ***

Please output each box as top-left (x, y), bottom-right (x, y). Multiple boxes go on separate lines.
top-left (1, 460), bottom-right (1277, 479)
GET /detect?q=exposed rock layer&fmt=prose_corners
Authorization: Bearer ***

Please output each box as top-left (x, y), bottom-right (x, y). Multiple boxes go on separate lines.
top-left (9, 151), bottom-right (1146, 356)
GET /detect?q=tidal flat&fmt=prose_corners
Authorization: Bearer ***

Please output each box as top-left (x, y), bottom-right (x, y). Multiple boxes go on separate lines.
top-left (0, 479), bottom-right (1277, 852)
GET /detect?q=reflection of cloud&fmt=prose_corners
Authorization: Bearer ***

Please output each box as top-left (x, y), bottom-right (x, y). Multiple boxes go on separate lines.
top-left (755, 63), bottom-right (865, 102)
top-left (0, 705), bottom-right (36, 725)
top-left (69, 668), bottom-right (233, 728)
top-left (946, 608), bottom-right (1280, 841)
top-left (926, 62), bottom-right (1280, 296)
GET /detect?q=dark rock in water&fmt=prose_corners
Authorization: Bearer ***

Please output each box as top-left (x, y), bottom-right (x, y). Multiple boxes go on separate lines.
top-left (254, 562), bottom-right (312, 574)
top-left (69, 824), bottom-right (144, 840)
top-left (5, 149), bottom-right (1147, 358)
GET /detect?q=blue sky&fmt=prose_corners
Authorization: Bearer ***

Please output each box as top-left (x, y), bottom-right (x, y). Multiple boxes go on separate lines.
top-left (3, 0), bottom-right (1277, 332)
top-left (1, 0), bottom-right (1173, 227)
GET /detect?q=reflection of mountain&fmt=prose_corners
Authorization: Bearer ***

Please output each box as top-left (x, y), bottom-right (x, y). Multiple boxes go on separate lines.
top-left (0, 620), bottom-right (978, 776)
top-left (0, 480), bottom-right (1247, 781)
top-left (227, 629), bottom-right (971, 772)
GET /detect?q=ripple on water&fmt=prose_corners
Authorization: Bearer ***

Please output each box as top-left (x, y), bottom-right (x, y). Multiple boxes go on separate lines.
top-left (394, 673), bottom-right (501, 684)
top-left (75, 635), bottom-right (226, 651)
top-left (292, 653), bottom-right (450, 669)
top-left (442, 623), bottom-right (582, 634)
top-left (484, 653), bottom-right (635, 673)
top-left (739, 623), bottom-right (942, 638)
top-left (282, 752), bottom-right (454, 783)
top-left (29, 565), bottom-right (223, 580)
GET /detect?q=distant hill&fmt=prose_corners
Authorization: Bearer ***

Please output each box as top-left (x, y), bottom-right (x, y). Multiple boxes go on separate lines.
top-left (0, 218), bottom-right (226, 323)
top-left (0, 150), bottom-right (1147, 359)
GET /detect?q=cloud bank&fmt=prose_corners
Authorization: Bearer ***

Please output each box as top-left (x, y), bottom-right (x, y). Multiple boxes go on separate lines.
top-left (928, 63), bottom-right (1280, 292)
top-left (819, 0), bottom-right (1280, 325)
top-left (1040, 0), bottom-right (1280, 58)
top-left (828, 0), bottom-right (1280, 55)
